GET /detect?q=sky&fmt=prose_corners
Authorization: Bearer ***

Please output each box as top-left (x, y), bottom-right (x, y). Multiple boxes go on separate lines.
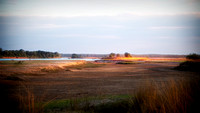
top-left (0, 0), bottom-right (200, 54)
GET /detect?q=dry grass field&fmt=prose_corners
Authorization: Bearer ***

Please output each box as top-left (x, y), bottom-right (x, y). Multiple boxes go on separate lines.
top-left (0, 60), bottom-right (199, 113)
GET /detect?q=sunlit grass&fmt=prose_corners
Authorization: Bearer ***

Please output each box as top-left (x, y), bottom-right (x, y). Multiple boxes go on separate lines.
top-left (65, 62), bottom-right (105, 70)
top-left (40, 67), bottom-right (62, 73)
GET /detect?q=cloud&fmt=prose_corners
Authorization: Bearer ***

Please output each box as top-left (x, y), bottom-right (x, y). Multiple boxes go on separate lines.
top-left (29, 24), bottom-right (88, 29)
top-left (149, 26), bottom-right (192, 30)
top-left (35, 24), bottom-right (126, 29)
top-left (154, 36), bottom-right (176, 39)
top-left (1, 12), bottom-right (200, 18)
top-left (44, 34), bottom-right (119, 39)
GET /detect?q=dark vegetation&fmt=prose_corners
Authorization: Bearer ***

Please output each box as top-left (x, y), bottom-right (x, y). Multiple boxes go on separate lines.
top-left (106, 52), bottom-right (132, 59)
top-left (108, 53), bottom-right (116, 59)
top-left (5, 76), bottom-right (24, 81)
top-left (62, 53), bottom-right (185, 58)
top-left (71, 53), bottom-right (82, 58)
top-left (0, 80), bottom-right (21, 113)
top-left (175, 53), bottom-right (200, 72)
top-left (124, 52), bottom-right (132, 57)
top-left (62, 54), bottom-right (107, 58)
top-left (175, 61), bottom-right (200, 72)
top-left (186, 53), bottom-right (200, 60)
top-left (116, 61), bottom-right (140, 64)
top-left (0, 48), bottom-right (60, 58)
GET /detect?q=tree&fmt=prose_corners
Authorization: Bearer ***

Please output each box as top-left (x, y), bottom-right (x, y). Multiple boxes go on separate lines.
top-left (124, 52), bottom-right (132, 57)
top-left (54, 52), bottom-right (60, 57)
top-left (116, 54), bottom-right (120, 57)
top-left (109, 53), bottom-right (115, 59)
top-left (71, 54), bottom-right (79, 58)
top-left (19, 49), bottom-right (26, 57)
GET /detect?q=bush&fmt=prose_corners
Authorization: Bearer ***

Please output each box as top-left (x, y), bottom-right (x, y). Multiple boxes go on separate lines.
top-left (109, 53), bottom-right (116, 59)
top-left (124, 52), bottom-right (132, 57)
top-left (186, 53), bottom-right (200, 60)
top-left (174, 61), bottom-right (200, 72)
top-left (71, 54), bottom-right (81, 58)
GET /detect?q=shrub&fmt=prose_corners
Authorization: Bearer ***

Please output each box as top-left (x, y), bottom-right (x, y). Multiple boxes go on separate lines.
top-left (71, 54), bottom-right (81, 58)
top-left (186, 53), bottom-right (200, 60)
top-left (124, 52), bottom-right (132, 57)
top-left (174, 61), bottom-right (200, 72)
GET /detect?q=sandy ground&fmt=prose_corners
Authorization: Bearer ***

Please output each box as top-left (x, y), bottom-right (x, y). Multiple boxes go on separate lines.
top-left (0, 60), bottom-right (198, 103)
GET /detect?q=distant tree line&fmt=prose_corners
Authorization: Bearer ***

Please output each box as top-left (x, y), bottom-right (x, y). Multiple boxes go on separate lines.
top-left (107, 52), bottom-right (132, 59)
top-left (61, 54), bottom-right (107, 58)
top-left (0, 48), bottom-right (60, 58)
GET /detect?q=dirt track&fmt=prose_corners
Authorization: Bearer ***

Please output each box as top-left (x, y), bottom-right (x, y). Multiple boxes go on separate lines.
top-left (0, 61), bottom-right (197, 102)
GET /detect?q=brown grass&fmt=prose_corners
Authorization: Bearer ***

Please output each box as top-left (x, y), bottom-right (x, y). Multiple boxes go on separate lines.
top-left (1, 61), bottom-right (199, 113)
top-left (40, 66), bottom-right (62, 73)
top-left (18, 83), bottom-right (36, 113)
top-left (15, 77), bottom-right (200, 113)
top-left (72, 77), bottom-right (200, 113)
top-left (132, 79), bottom-right (193, 113)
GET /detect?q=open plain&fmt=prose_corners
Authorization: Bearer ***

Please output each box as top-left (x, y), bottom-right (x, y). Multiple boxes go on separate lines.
top-left (0, 60), bottom-right (199, 113)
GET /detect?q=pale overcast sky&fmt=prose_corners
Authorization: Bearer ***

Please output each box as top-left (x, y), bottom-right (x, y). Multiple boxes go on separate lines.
top-left (0, 0), bottom-right (200, 54)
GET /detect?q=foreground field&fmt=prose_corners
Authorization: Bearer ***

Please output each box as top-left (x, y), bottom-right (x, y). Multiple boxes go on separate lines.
top-left (0, 60), bottom-right (199, 113)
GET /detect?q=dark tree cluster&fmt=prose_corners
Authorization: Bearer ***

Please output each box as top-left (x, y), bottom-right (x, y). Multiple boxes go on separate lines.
top-left (107, 52), bottom-right (132, 59)
top-left (186, 53), bottom-right (200, 60)
top-left (109, 53), bottom-right (116, 59)
top-left (71, 54), bottom-right (82, 58)
top-left (124, 52), bottom-right (132, 57)
top-left (0, 49), bottom-right (60, 58)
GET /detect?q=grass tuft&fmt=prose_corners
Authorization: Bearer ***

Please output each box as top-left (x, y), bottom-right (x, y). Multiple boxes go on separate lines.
top-left (41, 67), bottom-right (62, 73)
top-left (65, 62), bottom-right (105, 70)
